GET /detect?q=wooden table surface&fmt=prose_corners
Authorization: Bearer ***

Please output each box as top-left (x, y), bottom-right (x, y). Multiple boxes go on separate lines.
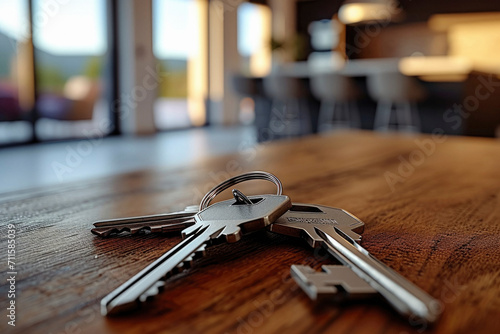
top-left (1, 131), bottom-right (500, 334)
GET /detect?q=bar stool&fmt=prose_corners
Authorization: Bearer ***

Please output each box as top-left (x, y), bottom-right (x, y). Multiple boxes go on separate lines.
top-left (231, 74), bottom-right (270, 142)
top-left (310, 73), bottom-right (360, 132)
top-left (367, 72), bottom-right (426, 132)
top-left (263, 74), bottom-right (311, 138)
top-left (232, 74), bottom-right (259, 97)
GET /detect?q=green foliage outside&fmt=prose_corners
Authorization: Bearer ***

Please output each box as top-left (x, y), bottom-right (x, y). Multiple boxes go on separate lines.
top-left (36, 56), bottom-right (188, 98)
top-left (84, 56), bottom-right (103, 79)
top-left (36, 66), bottom-right (66, 93)
top-left (157, 60), bottom-right (187, 98)
top-left (36, 56), bottom-right (104, 94)
top-left (0, 59), bottom-right (9, 77)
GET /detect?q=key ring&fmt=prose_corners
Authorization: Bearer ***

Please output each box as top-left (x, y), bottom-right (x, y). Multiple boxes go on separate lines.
top-left (199, 171), bottom-right (283, 210)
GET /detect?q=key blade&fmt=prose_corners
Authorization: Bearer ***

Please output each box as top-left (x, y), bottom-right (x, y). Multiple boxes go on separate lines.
top-left (102, 225), bottom-right (214, 316)
top-left (334, 226), bottom-right (371, 257)
top-left (93, 210), bottom-right (196, 228)
top-left (92, 208), bottom-right (197, 237)
top-left (314, 227), bottom-right (441, 323)
top-left (101, 193), bottom-right (291, 316)
top-left (91, 218), bottom-right (195, 237)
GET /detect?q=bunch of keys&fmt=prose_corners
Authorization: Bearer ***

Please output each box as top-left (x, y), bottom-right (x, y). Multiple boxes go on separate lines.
top-left (92, 171), bottom-right (440, 324)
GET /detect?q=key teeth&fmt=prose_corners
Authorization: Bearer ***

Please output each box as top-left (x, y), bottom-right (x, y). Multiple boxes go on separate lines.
top-left (93, 219), bottom-right (195, 237)
top-left (194, 245), bottom-right (207, 258)
top-left (182, 257), bottom-right (194, 267)
top-left (137, 258), bottom-right (194, 303)
top-left (170, 262), bottom-right (185, 275)
top-left (181, 225), bottom-right (199, 239)
top-left (139, 281), bottom-right (165, 302)
top-left (177, 262), bottom-right (186, 272)
top-left (181, 244), bottom-right (206, 267)
top-left (137, 255), bottom-right (197, 303)
top-left (92, 227), bottom-right (148, 237)
top-left (129, 227), bottom-right (152, 235)
top-left (91, 228), bottom-right (112, 237)
top-left (96, 227), bottom-right (126, 237)
top-left (139, 266), bottom-right (178, 298)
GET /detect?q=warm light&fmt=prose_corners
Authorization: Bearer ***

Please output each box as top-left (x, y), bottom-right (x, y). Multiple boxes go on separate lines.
top-left (418, 75), bottom-right (468, 82)
top-left (15, 41), bottom-right (35, 111)
top-left (448, 21), bottom-right (500, 73)
top-left (239, 97), bottom-right (255, 125)
top-left (427, 13), bottom-right (500, 74)
top-left (187, 0), bottom-right (208, 126)
top-left (64, 76), bottom-right (92, 100)
top-left (338, 1), bottom-right (398, 25)
top-left (249, 5), bottom-right (272, 76)
top-left (398, 56), bottom-right (472, 77)
top-left (428, 12), bottom-right (500, 32)
top-left (208, 0), bottom-right (224, 101)
top-left (339, 4), bottom-right (366, 24)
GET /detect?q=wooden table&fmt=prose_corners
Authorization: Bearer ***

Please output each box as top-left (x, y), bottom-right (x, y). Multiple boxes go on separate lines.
top-left (2, 131), bottom-right (500, 334)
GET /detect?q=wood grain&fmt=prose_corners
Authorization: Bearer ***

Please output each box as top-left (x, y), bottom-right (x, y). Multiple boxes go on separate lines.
top-left (1, 131), bottom-right (500, 334)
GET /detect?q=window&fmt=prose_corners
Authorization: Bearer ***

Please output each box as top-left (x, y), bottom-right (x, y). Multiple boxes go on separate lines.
top-left (237, 2), bottom-right (271, 77)
top-left (0, 0), bottom-right (32, 144)
top-left (32, 0), bottom-right (111, 140)
top-left (153, 0), bottom-right (207, 130)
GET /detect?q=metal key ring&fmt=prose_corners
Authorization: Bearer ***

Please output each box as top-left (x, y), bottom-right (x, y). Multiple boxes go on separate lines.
top-left (199, 171), bottom-right (283, 210)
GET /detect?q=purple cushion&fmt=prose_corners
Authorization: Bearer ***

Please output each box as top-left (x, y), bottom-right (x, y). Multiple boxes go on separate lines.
top-left (37, 94), bottom-right (73, 120)
top-left (0, 95), bottom-right (22, 121)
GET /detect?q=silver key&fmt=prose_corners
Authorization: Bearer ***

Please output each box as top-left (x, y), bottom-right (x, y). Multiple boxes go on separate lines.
top-left (91, 205), bottom-right (199, 237)
top-left (291, 264), bottom-right (377, 302)
top-left (101, 192), bottom-right (291, 316)
top-left (92, 170), bottom-right (286, 237)
top-left (269, 203), bottom-right (440, 323)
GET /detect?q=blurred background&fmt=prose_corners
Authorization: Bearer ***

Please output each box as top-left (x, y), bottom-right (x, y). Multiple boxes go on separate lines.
top-left (1, 0), bottom-right (500, 192)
